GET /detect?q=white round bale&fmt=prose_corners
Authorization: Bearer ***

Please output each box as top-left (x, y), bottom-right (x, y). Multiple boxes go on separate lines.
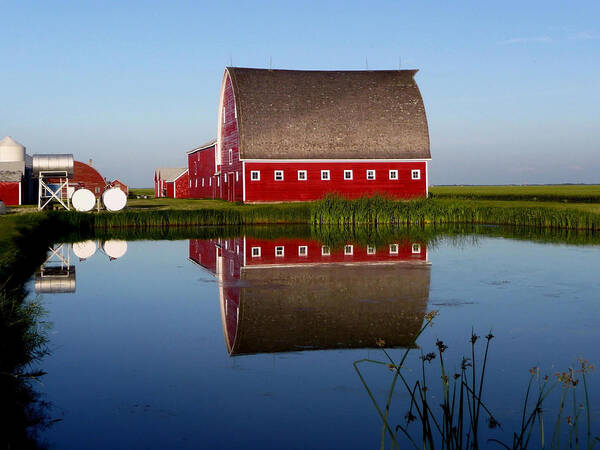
top-left (73, 240), bottom-right (97, 260)
top-left (102, 187), bottom-right (127, 211)
top-left (71, 188), bottom-right (96, 212)
top-left (102, 240), bottom-right (128, 260)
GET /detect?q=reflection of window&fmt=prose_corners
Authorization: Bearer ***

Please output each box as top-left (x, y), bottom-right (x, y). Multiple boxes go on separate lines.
top-left (251, 247), bottom-right (261, 257)
top-left (389, 244), bottom-right (398, 254)
top-left (389, 170), bottom-right (398, 180)
top-left (344, 170), bottom-right (353, 180)
top-left (321, 246), bottom-right (330, 256)
top-left (412, 169), bottom-right (421, 180)
top-left (321, 170), bottom-right (330, 180)
top-left (275, 246), bottom-right (284, 257)
top-left (298, 246), bottom-right (308, 256)
top-left (274, 170), bottom-right (284, 181)
top-left (366, 170), bottom-right (376, 180)
top-left (344, 245), bottom-right (353, 255)
top-left (251, 171), bottom-right (260, 181)
top-left (412, 243), bottom-right (421, 254)
top-left (230, 260), bottom-right (234, 275)
top-left (367, 246), bottom-right (376, 255)
top-left (298, 170), bottom-right (307, 181)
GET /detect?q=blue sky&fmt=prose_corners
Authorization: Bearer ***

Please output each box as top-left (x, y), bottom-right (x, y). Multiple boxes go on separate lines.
top-left (1, 1), bottom-right (599, 187)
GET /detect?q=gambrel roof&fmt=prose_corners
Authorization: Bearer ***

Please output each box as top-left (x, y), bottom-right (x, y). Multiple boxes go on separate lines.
top-left (226, 68), bottom-right (430, 160)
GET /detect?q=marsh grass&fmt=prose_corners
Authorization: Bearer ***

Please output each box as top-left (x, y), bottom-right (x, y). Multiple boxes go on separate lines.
top-left (430, 185), bottom-right (600, 204)
top-left (311, 195), bottom-right (600, 231)
top-left (355, 318), bottom-right (599, 449)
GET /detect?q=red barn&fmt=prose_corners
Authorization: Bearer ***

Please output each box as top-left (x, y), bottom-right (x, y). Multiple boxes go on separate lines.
top-left (154, 167), bottom-right (189, 198)
top-left (198, 67), bottom-right (431, 203)
top-left (187, 140), bottom-right (216, 199)
top-left (110, 179), bottom-right (129, 195)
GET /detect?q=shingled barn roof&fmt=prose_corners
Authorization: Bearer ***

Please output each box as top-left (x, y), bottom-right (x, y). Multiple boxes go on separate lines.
top-left (226, 68), bottom-right (430, 160)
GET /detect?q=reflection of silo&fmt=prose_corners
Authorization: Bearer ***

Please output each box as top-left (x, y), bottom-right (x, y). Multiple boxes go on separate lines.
top-left (0, 136), bottom-right (26, 162)
top-left (102, 240), bottom-right (128, 260)
top-left (34, 266), bottom-right (76, 293)
top-left (73, 240), bottom-right (97, 260)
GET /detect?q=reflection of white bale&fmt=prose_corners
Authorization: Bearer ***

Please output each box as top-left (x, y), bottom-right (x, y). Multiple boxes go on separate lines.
top-left (73, 240), bottom-right (97, 260)
top-left (102, 188), bottom-right (127, 211)
top-left (72, 189), bottom-right (96, 212)
top-left (102, 240), bottom-right (127, 259)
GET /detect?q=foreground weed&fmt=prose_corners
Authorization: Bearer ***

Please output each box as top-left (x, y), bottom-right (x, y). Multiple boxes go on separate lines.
top-left (354, 316), bottom-right (599, 449)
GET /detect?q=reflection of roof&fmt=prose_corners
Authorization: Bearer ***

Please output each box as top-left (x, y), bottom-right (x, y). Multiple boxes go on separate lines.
top-left (227, 68), bottom-right (430, 160)
top-left (227, 262), bottom-right (430, 355)
top-left (157, 167), bottom-right (187, 182)
top-left (187, 139), bottom-right (217, 154)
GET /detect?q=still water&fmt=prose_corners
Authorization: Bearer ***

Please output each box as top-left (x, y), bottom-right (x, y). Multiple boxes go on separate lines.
top-left (28, 231), bottom-right (600, 448)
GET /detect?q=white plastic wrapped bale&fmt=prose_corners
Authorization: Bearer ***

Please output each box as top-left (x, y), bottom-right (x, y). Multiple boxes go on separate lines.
top-left (102, 187), bottom-right (127, 211)
top-left (71, 188), bottom-right (96, 212)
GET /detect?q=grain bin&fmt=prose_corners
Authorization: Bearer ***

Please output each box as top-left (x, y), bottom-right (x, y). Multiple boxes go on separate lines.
top-left (0, 136), bottom-right (26, 162)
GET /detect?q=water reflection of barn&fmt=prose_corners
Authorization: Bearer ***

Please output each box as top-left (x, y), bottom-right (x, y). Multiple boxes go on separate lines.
top-left (189, 237), bottom-right (431, 356)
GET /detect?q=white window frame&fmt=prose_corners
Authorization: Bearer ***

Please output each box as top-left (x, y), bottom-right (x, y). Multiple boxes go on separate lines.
top-left (412, 243), bottom-right (422, 254)
top-left (250, 170), bottom-right (260, 181)
top-left (367, 246), bottom-right (376, 255)
top-left (235, 172), bottom-right (239, 182)
top-left (228, 149), bottom-right (233, 165)
top-left (275, 246), bottom-right (285, 257)
top-left (366, 170), bottom-right (376, 180)
top-left (297, 170), bottom-right (307, 181)
top-left (195, 179), bottom-right (198, 188)
top-left (274, 170), bottom-right (284, 181)
top-left (217, 177), bottom-right (220, 186)
top-left (344, 245), bottom-right (353, 255)
top-left (389, 170), bottom-right (398, 180)
top-left (202, 178), bottom-right (205, 187)
top-left (224, 173), bottom-right (227, 183)
top-left (321, 170), bottom-right (330, 181)
top-left (321, 245), bottom-right (331, 256)
top-left (344, 170), bottom-right (353, 180)
top-left (251, 247), bottom-right (261, 257)
top-left (389, 244), bottom-right (399, 255)
top-left (298, 245), bottom-right (308, 256)
top-left (209, 178), bottom-right (212, 186)
top-left (412, 169), bottom-right (421, 180)
top-left (223, 106), bottom-right (226, 124)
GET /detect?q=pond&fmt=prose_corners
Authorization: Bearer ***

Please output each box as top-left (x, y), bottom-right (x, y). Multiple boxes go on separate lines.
top-left (20, 228), bottom-right (600, 448)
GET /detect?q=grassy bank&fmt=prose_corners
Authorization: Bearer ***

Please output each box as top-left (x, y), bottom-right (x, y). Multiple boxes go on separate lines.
top-left (430, 184), bottom-right (600, 203)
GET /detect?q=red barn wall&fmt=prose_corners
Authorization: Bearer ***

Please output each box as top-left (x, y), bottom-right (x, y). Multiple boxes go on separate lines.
top-left (218, 73), bottom-right (242, 202)
top-left (174, 172), bottom-right (189, 198)
top-left (0, 182), bottom-right (20, 205)
top-left (244, 161), bottom-right (427, 202)
top-left (188, 146), bottom-right (216, 199)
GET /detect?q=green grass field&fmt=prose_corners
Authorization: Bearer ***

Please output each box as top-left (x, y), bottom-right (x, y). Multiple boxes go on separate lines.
top-left (430, 184), bottom-right (600, 203)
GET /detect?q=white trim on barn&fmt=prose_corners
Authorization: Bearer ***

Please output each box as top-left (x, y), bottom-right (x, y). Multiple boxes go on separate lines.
top-left (241, 158), bottom-right (431, 163)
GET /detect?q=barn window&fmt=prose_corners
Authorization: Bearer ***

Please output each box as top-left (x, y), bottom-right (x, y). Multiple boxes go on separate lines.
top-left (251, 247), bottom-right (261, 257)
top-left (235, 172), bottom-right (239, 182)
top-left (366, 170), bottom-right (376, 180)
top-left (95, 187), bottom-right (100, 193)
top-left (321, 245), bottom-right (330, 256)
top-left (195, 179), bottom-right (198, 188)
top-left (190, 179), bottom-right (192, 188)
top-left (251, 170), bottom-right (260, 181)
top-left (389, 170), bottom-right (398, 180)
top-left (344, 245), bottom-right (353, 255)
top-left (412, 243), bottom-right (422, 254)
top-left (217, 177), bottom-right (220, 187)
top-left (275, 246), bottom-right (284, 257)
top-left (224, 173), bottom-right (227, 183)
top-left (228, 149), bottom-right (233, 164)
top-left (274, 170), bottom-right (284, 181)
top-left (389, 244), bottom-right (399, 254)
top-left (298, 246), bottom-right (308, 256)
top-left (367, 246), bottom-right (376, 255)
top-left (202, 178), bottom-right (205, 187)
top-left (344, 170), bottom-right (353, 180)
top-left (209, 178), bottom-right (212, 186)
top-left (321, 170), bottom-right (330, 181)
top-left (412, 169), bottom-right (421, 180)
top-left (297, 170), bottom-right (307, 181)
